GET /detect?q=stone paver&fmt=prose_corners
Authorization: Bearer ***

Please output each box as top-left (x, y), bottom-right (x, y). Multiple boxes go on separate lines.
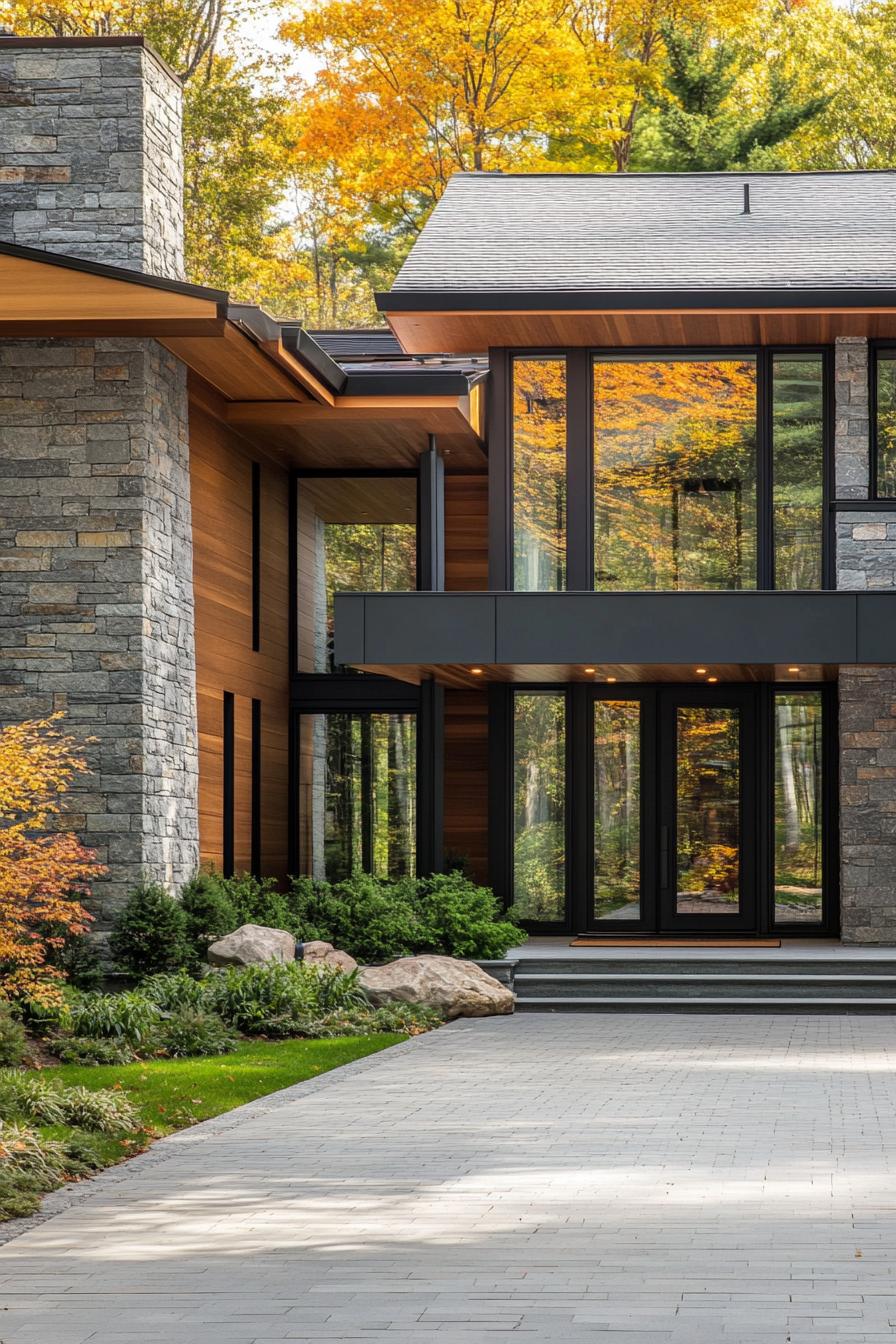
top-left (3, 1014), bottom-right (896, 1342)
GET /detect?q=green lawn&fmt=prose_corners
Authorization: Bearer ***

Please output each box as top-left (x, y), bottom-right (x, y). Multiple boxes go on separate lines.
top-left (43, 1034), bottom-right (403, 1136)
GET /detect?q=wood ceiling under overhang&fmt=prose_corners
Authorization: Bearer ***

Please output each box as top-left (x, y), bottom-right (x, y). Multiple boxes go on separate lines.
top-left (0, 245), bottom-right (485, 470)
top-left (381, 301), bottom-right (896, 354)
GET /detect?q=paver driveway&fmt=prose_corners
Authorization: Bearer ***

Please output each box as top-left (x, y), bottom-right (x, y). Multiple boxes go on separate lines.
top-left (3, 1013), bottom-right (896, 1343)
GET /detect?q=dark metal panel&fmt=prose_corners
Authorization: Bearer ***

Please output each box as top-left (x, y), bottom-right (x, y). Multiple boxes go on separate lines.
top-left (357, 593), bottom-right (497, 664)
top-left (488, 350), bottom-right (510, 590)
top-left (496, 593), bottom-right (858, 665)
top-left (566, 350), bottom-right (593, 591)
top-left (417, 439), bottom-right (445, 592)
top-left (331, 593), bottom-right (366, 667)
top-left (378, 287), bottom-right (896, 313)
top-left (291, 673), bottom-right (419, 712)
top-left (856, 595), bottom-right (896, 661)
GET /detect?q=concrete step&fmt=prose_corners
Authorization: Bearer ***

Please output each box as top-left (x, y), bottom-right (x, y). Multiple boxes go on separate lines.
top-left (516, 996), bottom-right (896, 1014)
top-left (516, 957), bottom-right (896, 977)
top-left (514, 972), bottom-right (896, 999)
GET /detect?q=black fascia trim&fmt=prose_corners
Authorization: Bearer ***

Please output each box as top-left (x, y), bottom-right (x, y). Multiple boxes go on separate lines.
top-left (280, 327), bottom-right (348, 394)
top-left (342, 370), bottom-right (474, 396)
top-left (376, 287), bottom-right (896, 314)
top-left (0, 238), bottom-right (228, 310)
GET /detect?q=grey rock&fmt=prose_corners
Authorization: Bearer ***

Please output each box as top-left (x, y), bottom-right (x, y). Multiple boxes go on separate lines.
top-left (207, 924), bottom-right (296, 968)
top-left (359, 955), bottom-right (514, 1019)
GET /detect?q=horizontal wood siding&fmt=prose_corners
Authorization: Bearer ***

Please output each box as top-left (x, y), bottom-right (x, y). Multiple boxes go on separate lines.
top-left (191, 400), bottom-right (290, 878)
top-left (443, 689), bottom-right (489, 884)
top-left (445, 474), bottom-right (488, 591)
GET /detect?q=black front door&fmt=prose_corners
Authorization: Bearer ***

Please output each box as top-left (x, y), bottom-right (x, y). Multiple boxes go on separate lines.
top-left (588, 686), bottom-right (758, 933)
top-left (657, 688), bottom-right (757, 933)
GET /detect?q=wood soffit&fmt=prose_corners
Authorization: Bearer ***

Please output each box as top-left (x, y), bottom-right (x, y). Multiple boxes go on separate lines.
top-left (0, 247), bottom-right (482, 466)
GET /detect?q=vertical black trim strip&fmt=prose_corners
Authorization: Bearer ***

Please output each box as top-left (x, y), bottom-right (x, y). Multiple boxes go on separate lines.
top-left (822, 346), bottom-right (836, 588)
top-left (222, 691), bottom-right (235, 878)
top-left (488, 350), bottom-right (510, 590)
top-left (287, 707), bottom-right (298, 876)
top-left (251, 461), bottom-right (261, 652)
top-left (757, 348), bottom-right (773, 590)
top-left (288, 472), bottom-right (298, 675)
top-left (417, 438), bottom-right (445, 592)
top-left (251, 697), bottom-right (262, 878)
top-left (488, 683), bottom-right (512, 907)
top-left (870, 342), bottom-right (880, 499)
top-left (416, 679), bottom-right (444, 875)
top-left (756, 683), bottom-right (772, 935)
top-left (566, 350), bottom-right (592, 591)
top-left (360, 715), bottom-right (373, 872)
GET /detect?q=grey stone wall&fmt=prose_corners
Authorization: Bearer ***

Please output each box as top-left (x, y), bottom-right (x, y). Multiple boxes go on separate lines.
top-left (0, 41), bottom-right (198, 915)
top-left (0, 337), bottom-right (199, 916)
top-left (839, 667), bottom-right (896, 943)
top-left (0, 40), bottom-right (184, 280)
top-left (836, 514), bottom-right (896, 589)
top-left (834, 336), bottom-right (870, 499)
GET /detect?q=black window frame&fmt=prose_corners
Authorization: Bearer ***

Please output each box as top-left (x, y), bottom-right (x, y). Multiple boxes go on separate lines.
top-left (493, 679), bottom-right (838, 939)
top-left (870, 341), bottom-right (896, 500)
top-left (493, 346), bottom-right (834, 593)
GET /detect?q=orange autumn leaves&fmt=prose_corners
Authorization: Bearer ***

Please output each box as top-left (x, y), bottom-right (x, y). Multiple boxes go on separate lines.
top-left (0, 715), bottom-right (103, 1004)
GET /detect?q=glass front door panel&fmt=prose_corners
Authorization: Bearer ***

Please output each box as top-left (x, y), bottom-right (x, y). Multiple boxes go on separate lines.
top-left (774, 691), bottom-right (823, 924)
top-left (674, 706), bottom-right (742, 917)
top-left (594, 699), bottom-right (641, 920)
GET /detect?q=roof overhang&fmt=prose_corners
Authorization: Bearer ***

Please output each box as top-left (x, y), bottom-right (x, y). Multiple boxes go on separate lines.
top-left (0, 241), bottom-right (485, 468)
top-left (333, 590), bottom-right (894, 687)
top-left (377, 288), bottom-right (896, 353)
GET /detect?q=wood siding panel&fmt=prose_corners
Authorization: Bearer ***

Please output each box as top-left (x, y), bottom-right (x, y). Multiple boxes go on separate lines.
top-left (445, 475), bottom-right (488, 591)
top-left (443, 689), bottom-right (489, 884)
top-left (191, 402), bottom-right (290, 879)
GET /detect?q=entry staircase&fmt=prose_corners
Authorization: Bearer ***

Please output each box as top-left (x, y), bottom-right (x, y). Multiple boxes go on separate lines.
top-left (479, 950), bottom-right (896, 1012)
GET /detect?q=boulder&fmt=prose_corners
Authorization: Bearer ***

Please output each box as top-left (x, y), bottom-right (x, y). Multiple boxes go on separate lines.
top-left (206, 923), bottom-right (295, 967)
top-left (301, 940), bottom-right (358, 974)
top-left (359, 955), bottom-right (514, 1019)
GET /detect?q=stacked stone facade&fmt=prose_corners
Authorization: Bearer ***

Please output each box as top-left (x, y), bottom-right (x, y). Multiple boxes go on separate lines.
top-left (0, 39), bottom-right (197, 915)
top-left (0, 39), bottom-right (184, 279)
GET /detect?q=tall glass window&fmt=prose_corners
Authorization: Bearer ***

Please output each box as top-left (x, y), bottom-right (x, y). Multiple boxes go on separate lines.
top-left (297, 477), bottom-right (416, 672)
top-left (512, 692), bottom-right (566, 921)
top-left (774, 692), bottom-right (823, 924)
top-left (594, 357), bottom-right (757, 590)
top-left (512, 358), bottom-right (567, 591)
top-left (875, 351), bottom-right (896, 497)
top-left (594, 699), bottom-right (641, 920)
top-left (772, 355), bottom-right (824, 589)
top-left (298, 712), bottom-right (416, 881)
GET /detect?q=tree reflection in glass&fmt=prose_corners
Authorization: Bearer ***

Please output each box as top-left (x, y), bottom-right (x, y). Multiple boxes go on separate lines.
top-left (513, 358), bottom-right (567, 591)
top-left (594, 700), bottom-right (641, 920)
top-left (774, 692), bottom-right (823, 923)
top-left (772, 355), bottom-right (824, 590)
top-left (675, 707), bottom-right (741, 915)
top-left (299, 712), bottom-right (416, 881)
top-left (594, 358), bottom-right (757, 590)
top-left (512, 692), bottom-right (566, 921)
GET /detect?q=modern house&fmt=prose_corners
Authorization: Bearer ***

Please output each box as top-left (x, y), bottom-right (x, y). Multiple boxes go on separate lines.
top-left (3, 36), bottom-right (896, 947)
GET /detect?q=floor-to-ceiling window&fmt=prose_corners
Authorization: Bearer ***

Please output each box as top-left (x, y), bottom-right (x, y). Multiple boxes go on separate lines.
top-left (507, 348), bottom-right (829, 592)
top-left (773, 691), bottom-right (823, 924)
top-left (512, 691), bottom-right (566, 921)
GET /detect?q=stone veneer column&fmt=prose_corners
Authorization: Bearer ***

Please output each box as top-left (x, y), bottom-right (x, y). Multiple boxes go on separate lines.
top-left (0, 39), bottom-right (184, 278)
top-left (0, 39), bottom-right (197, 916)
top-left (833, 337), bottom-right (896, 943)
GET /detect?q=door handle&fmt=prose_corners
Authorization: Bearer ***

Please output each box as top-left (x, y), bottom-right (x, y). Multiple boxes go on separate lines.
top-left (660, 826), bottom-right (670, 889)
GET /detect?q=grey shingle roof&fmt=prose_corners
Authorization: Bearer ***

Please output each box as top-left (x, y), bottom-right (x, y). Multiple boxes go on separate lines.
top-left (389, 171), bottom-right (896, 296)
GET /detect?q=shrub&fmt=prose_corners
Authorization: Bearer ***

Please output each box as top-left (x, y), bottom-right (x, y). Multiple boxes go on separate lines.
top-left (0, 1121), bottom-right (69, 1182)
top-left (292, 1003), bottom-right (443, 1038)
top-left (0, 1166), bottom-right (46, 1220)
top-left (62, 1129), bottom-right (109, 1175)
top-left (64, 990), bottom-right (162, 1045)
top-left (0, 1003), bottom-right (26, 1068)
top-left (49, 1035), bottom-right (137, 1067)
top-left (220, 873), bottom-right (294, 935)
top-left (203, 962), bottom-right (367, 1036)
top-left (110, 882), bottom-right (189, 977)
top-left (140, 971), bottom-right (206, 1012)
top-left (415, 872), bottom-right (523, 960)
top-left (0, 1070), bottom-right (138, 1132)
top-left (286, 873), bottom-right (422, 962)
top-left (40, 924), bottom-right (103, 991)
top-left (178, 874), bottom-right (238, 967)
top-left (152, 1008), bottom-right (237, 1059)
top-left (0, 715), bottom-right (102, 1005)
top-left (285, 872), bottom-right (524, 962)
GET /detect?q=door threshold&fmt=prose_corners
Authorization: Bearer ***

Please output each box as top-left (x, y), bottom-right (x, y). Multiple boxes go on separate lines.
top-left (570, 936), bottom-right (782, 948)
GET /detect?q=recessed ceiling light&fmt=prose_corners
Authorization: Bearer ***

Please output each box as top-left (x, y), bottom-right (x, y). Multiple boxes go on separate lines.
top-left (606, 676), bottom-right (617, 683)
top-left (696, 667), bottom-right (707, 675)
top-left (707, 676), bottom-right (718, 683)
top-left (584, 666), bottom-right (596, 674)
top-left (470, 667), bottom-right (483, 676)
top-left (788, 666), bottom-right (800, 673)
